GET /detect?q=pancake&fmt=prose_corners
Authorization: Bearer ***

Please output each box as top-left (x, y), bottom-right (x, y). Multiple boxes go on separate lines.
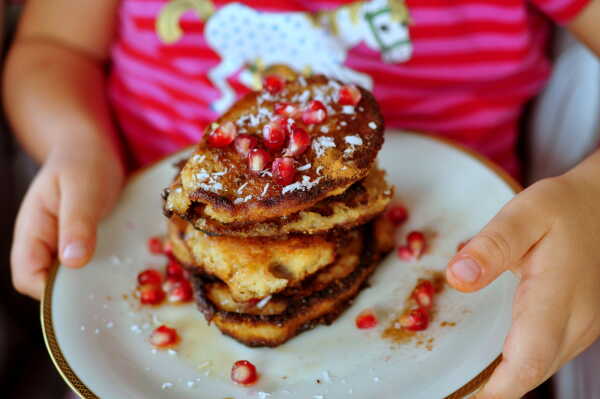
top-left (164, 75), bottom-right (385, 225)
top-left (188, 217), bottom-right (394, 347)
top-left (167, 216), bottom-right (361, 302)
top-left (165, 165), bottom-right (393, 237)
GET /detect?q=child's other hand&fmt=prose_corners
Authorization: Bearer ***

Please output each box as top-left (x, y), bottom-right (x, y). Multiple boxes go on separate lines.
top-left (446, 164), bottom-right (600, 399)
top-left (11, 149), bottom-right (124, 299)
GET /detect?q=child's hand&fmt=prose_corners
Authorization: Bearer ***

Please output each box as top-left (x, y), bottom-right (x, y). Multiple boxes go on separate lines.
top-left (446, 161), bottom-right (600, 399)
top-left (11, 148), bottom-right (124, 299)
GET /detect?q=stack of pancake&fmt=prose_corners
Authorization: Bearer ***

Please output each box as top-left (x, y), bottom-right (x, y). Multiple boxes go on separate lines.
top-left (162, 75), bottom-right (395, 347)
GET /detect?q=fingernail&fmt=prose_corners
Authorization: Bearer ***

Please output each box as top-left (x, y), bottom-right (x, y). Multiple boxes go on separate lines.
top-left (450, 258), bottom-right (481, 283)
top-left (62, 242), bottom-right (87, 260)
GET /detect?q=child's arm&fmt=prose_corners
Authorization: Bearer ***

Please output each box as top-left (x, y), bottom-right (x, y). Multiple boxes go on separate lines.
top-left (5, 0), bottom-right (123, 299)
top-left (449, 3), bottom-right (600, 398)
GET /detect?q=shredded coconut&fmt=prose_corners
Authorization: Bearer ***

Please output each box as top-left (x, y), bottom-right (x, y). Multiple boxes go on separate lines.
top-left (312, 136), bottom-right (336, 157)
top-left (320, 126), bottom-right (330, 133)
top-left (256, 295), bottom-right (272, 309)
top-left (282, 175), bottom-right (323, 194)
top-left (340, 121), bottom-right (348, 127)
top-left (368, 121), bottom-right (378, 129)
top-left (261, 183), bottom-right (270, 197)
top-left (237, 182), bottom-right (249, 194)
top-left (342, 105), bottom-right (355, 114)
top-left (345, 136), bottom-right (363, 146)
top-left (234, 195), bottom-right (253, 205)
top-left (297, 163), bottom-right (312, 171)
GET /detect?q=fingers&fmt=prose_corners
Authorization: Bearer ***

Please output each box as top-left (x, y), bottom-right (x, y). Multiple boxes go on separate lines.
top-left (475, 245), bottom-right (572, 399)
top-left (57, 168), bottom-right (114, 268)
top-left (447, 194), bottom-right (551, 292)
top-left (11, 181), bottom-right (58, 299)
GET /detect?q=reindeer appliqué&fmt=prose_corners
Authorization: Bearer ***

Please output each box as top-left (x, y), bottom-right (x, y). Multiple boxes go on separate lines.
top-left (157, 0), bottom-right (412, 113)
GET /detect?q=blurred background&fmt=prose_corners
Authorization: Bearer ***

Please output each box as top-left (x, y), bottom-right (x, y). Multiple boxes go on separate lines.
top-left (0, 0), bottom-right (575, 397)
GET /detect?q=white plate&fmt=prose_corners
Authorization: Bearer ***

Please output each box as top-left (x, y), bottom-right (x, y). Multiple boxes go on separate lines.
top-left (43, 132), bottom-right (520, 399)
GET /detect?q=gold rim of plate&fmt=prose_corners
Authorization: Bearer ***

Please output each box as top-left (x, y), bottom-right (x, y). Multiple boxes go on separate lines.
top-left (41, 132), bottom-right (522, 399)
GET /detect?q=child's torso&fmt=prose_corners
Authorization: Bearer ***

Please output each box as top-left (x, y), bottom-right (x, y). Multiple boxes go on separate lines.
top-left (109, 0), bottom-right (586, 176)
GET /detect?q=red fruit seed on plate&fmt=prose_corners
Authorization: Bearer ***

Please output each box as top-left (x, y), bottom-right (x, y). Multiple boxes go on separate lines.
top-left (137, 269), bottom-right (162, 286)
top-left (147, 236), bottom-right (164, 254)
top-left (355, 309), bottom-right (378, 329)
top-left (407, 231), bottom-right (426, 259)
top-left (302, 100), bottom-right (327, 124)
top-left (399, 308), bottom-right (430, 331)
top-left (234, 134), bottom-right (258, 157)
top-left (139, 284), bottom-right (165, 306)
top-left (283, 126), bottom-right (311, 157)
top-left (338, 85), bottom-right (362, 106)
top-left (397, 245), bottom-right (415, 261)
top-left (272, 157), bottom-right (296, 185)
top-left (263, 75), bottom-right (285, 94)
top-left (207, 121), bottom-right (237, 148)
top-left (248, 148), bottom-right (271, 173)
top-left (167, 279), bottom-right (193, 303)
top-left (387, 205), bottom-right (408, 225)
top-left (263, 119), bottom-right (288, 150)
top-left (149, 325), bottom-right (179, 348)
top-left (166, 259), bottom-right (185, 279)
top-left (231, 360), bottom-right (258, 386)
top-left (412, 280), bottom-right (435, 309)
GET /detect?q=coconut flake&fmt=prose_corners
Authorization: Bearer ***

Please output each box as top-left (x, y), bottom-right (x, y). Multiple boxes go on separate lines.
top-left (282, 175), bottom-right (323, 194)
top-left (320, 126), bottom-right (330, 133)
top-left (237, 182), bottom-right (249, 194)
top-left (297, 163), bottom-right (312, 171)
top-left (368, 121), bottom-right (378, 129)
top-left (261, 183), bottom-right (270, 197)
top-left (345, 136), bottom-right (363, 146)
top-left (342, 105), bottom-right (355, 114)
top-left (256, 295), bottom-right (272, 309)
top-left (234, 194), bottom-right (253, 205)
top-left (312, 136), bottom-right (336, 157)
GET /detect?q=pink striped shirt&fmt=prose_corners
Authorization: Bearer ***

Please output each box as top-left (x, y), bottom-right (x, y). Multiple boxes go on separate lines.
top-left (109, 0), bottom-right (591, 178)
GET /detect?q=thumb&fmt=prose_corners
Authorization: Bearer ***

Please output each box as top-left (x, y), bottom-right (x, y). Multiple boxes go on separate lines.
top-left (58, 167), bottom-right (121, 268)
top-left (446, 197), bottom-right (550, 292)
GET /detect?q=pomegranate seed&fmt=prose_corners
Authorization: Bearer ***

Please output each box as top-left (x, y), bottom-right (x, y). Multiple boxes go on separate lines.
top-left (283, 126), bottom-right (311, 157)
top-left (263, 119), bottom-right (288, 150)
top-left (147, 236), bottom-right (164, 254)
top-left (397, 246), bottom-right (415, 261)
top-left (166, 259), bottom-right (185, 279)
top-left (149, 325), bottom-right (179, 348)
top-left (338, 85), bottom-right (362, 106)
top-left (231, 360), bottom-right (259, 386)
top-left (248, 148), bottom-right (271, 173)
top-left (387, 205), bottom-right (408, 225)
top-left (263, 75), bottom-right (285, 94)
top-left (234, 134), bottom-right (258, 157)
top-left (139, 284), bottom-right (165, 306)
top-left (272, 157), bottom-right (296, 185)
top-left (355, 309), bottom-right (378, 329)
top-left (412, 281), bottom-right (435, 309)
top-left (399, 308), bottom-right (430, 331)
top-left (163, 241), bottom-right (173, 257)
top-left (166, 279), bottom-right (193, 303)
top-left (407, 231), bottom-right (426, 259)
top-left (137, 269), bottom-right (162, 286)
top-left (302, 100), bottom-right (327, 125)
top-left (274, 102), bottom-right (301, 118)
top-left (207, 121), bottom-right (237, 148)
